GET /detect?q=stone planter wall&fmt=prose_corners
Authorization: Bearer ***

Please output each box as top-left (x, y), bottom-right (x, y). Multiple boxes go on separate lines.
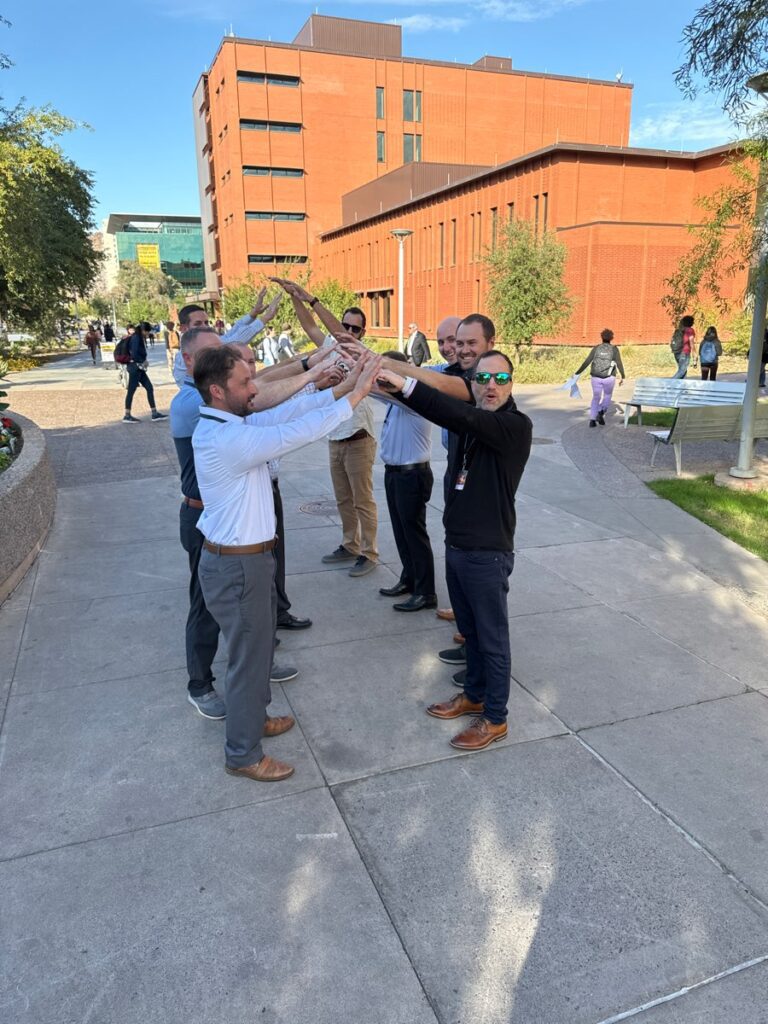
top-left (0, 411), bottom-right (56, 604)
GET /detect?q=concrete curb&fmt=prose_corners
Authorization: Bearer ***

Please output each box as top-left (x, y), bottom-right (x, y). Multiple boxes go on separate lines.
top-left (0, 410), bottom-right (56, 605)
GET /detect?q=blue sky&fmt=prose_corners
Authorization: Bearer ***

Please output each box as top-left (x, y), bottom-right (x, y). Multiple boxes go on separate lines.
top-left (1, 0), bottom-right (737, 226)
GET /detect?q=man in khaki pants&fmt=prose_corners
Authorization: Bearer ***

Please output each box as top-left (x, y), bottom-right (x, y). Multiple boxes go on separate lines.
top-left (270, 279), bottom-right (379, 578)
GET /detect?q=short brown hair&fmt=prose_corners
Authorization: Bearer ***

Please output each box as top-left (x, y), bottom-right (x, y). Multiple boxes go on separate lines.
top-left (475, 349), bottom-right (514, 375)
top-left (193, 346), bottom-right (243, 404)
top-left (180, 326), bottom-right (220, 354)
top-left (600, 328), bottom-right (614, 343)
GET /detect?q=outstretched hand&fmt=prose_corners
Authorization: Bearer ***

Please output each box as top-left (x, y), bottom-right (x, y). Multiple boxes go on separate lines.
top-left (269, 277), bottom-right (314, 303)
top-left (260, 294), bottom-right (282, 324)
top-left (374, 368), bottom-right (406, 393)
top-left (249, 286), bottom-right (268, 318)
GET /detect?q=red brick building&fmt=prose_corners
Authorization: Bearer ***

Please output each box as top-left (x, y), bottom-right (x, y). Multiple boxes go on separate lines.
top-left (194, 14), bottom-right (745, 343)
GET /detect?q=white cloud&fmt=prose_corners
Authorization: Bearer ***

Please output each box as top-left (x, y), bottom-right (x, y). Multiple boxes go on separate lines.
top-left (390, 14), bottom-right (468, 32)
top-left (631, 100), bottom-right (737, 150)
top-left (476, 0), bottom-right (593, 22)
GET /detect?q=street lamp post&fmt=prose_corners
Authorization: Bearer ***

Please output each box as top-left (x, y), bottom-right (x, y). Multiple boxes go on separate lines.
top-left (391, 228), bottom-right (413, 352)
top-left (731, 72), bottom-right (768, 479)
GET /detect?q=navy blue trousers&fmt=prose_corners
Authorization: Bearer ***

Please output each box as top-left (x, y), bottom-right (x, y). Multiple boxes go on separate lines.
top-left (446, 546), bottom-right (514, 724)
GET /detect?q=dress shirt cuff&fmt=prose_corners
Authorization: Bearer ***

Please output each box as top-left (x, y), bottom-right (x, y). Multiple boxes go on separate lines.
top-left (401, 376), bottom-right (417, 398)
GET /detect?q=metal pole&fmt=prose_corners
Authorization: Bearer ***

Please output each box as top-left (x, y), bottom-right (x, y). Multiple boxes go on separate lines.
top-left (397, 238), bottom-right (405, 352)
top-left (730, 160), bottom-right (768, 478)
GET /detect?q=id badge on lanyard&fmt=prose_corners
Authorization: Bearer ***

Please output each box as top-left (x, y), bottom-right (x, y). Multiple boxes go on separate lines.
top-left (455, 438), bottom-right (474, 491)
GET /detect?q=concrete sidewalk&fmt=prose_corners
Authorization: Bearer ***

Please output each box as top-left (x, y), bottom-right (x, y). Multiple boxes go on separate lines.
top-left (2, 348), bottom-right (768, 1023)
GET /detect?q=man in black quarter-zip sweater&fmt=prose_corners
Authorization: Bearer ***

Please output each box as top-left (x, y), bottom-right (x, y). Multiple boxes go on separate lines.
top-left (376, 349), bottom-right (532, 752)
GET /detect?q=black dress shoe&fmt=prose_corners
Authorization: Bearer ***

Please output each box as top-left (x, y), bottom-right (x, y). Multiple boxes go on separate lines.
top-left (379, 582), bottom-right (412, 597)
top-left (276, 614), bottom-right (313, 631)
top-left (393, 594), bottom-right (438, 612)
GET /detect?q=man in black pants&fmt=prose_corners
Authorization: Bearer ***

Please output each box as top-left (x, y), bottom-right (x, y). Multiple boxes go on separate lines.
top-left (377, 349), bottom-right (532, 752)
top-left (122, 321), bottom-right (167, 423)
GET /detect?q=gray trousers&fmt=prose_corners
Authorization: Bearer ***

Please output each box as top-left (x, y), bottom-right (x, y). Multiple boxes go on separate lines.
top-left (198, 548), bottom-right (276, 768)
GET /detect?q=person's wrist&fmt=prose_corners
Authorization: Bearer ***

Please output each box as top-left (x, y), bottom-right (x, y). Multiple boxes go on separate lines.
top-left (309, 297), bottom-right (319, 308)
top-left (301, 355), bottom-right (310, 372)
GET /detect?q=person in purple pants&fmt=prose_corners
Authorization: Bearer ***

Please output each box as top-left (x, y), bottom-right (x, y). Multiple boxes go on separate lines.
top-left (574, 328), bottom-right (626, 427)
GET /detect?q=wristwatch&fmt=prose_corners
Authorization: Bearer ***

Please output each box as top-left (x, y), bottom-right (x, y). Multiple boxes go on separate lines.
top-left (308, 297), bottom-right (319, 308)
top-left (301, 355), bottom-right (311, 372)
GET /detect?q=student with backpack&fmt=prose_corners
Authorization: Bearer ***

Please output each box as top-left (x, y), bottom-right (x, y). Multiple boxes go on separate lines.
top-left (573, 328), bottom-right (626, 427)
top-left (117, 321), bottom-right (167, 423)
top-left (671, 315), bottom-right (696, 378)
top-left (698, 326), bottom-right (722, 381)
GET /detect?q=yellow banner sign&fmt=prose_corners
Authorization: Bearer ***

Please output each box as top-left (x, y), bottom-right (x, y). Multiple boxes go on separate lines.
top-left (136, 243), bottom-right (160, 269)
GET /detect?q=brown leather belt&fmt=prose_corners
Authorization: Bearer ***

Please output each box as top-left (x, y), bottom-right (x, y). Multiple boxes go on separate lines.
top-left (332, 428), bottom-right (369, 444)
top-left (203, 538), bottom-right (277, 556)
top-left (182, 496), bottom-right (204, 510)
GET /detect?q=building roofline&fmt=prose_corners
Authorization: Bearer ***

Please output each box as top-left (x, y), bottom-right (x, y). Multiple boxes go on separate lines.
top-left (320, 141), bottom-right (742, 238)
top-left (106, 213), bottom-right (202, 233)
top-left (205, 34), bottom-right (632, 90)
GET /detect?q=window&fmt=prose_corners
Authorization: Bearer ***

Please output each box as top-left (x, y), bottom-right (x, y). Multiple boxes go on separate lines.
top-left (451, 218), bottom-right (457, 265)
top-left (370, 292), bottom-right (380, 328)
top-left (438, 221), bottom-right (444, 268)
top-left (507, 201), bottom-right (515, 220)
top-left (248, 254), bottom-right (308, 264)
top-left (243, 166), bottom-right (304, 177)
top-left (403, 133), bottom-right (414, 163)
top-left (382, 291), bottom-right (391, 327)
top-left (542, 192), bottom-right (549, 232)
top-left (491, 207), bottom-right (498, 249)
top-left (377, 131), bottom-right (385, 163)
top-left (470, 214), bottom-right (475, 263)
top-left (403, 89), bottom-right (422, 122)
top-left (240, 119), bottom-right (301, 132)
top-left (376, 86), bottom-right (385, 119)
top-left (246, 211), bottom-right (305, 221)
top-left (415, 134), bottom-right (422, 161)
top-left (533, 194), bottom-right (540, 235)
top-left (237, 71), bottom-right (300, 87)
top-left (476, 211), bottom-right (482, 259)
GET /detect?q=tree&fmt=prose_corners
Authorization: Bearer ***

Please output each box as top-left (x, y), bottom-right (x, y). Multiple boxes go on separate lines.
top-left (111, 262), bottom-right (183, 324)
top-left (484, 220), bottom-right (573, 355)
top-left (0, 105), bottom-right (99, 340)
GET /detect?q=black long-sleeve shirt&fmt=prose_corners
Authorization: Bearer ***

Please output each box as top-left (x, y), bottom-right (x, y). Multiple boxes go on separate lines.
top-left (402, 380), bottom-right (532, 551)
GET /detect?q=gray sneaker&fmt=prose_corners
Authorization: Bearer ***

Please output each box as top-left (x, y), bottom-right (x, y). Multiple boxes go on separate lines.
top-left (349, 556), bottom-right (377, 578)
top-left (321, 545), bottom-right (356, 564)
top-left (270, 664), bottom-right (298, 683)
top-left (188, 689), bottom-right (226, 720)
top-left (122, 413), bottom-right (140, 423)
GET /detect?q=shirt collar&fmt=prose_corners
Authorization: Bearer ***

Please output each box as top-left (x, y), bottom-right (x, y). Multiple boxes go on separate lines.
top-left (198, 405), bottom-right (245, 424)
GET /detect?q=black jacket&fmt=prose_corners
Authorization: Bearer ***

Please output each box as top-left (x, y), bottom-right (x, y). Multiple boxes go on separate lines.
top-left (403, 381), bottom-right (532, 551)
top-left (409, 331), bottom-right (431, 366)
top-left (128, 331), bottom-right (148, 364)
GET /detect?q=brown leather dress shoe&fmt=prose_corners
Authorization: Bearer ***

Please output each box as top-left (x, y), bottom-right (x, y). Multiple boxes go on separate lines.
top-left (436, 607), bottom-right (456, 621)
top-left (225, 755), bottom-right (295, 782)
top-left (450, 716), bottom-right (507, 751)
top-left (426, 693), bottom-right (484, 719)
top-left (453, 632), bottom-right (465, 645)
top-left (263, 714), bottom-right (295, 737)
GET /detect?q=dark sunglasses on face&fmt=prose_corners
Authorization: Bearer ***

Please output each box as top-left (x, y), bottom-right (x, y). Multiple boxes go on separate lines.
top-left (341, 322), bottom-right (363, 335)
top-left (472, 371), bottom-right (512, 385)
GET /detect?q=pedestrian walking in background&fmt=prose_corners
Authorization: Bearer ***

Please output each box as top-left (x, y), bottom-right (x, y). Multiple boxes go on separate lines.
top-left (574, 328), bottom-right (625, 427)
top-left (103, 322), bottom-right (115, 345)
top-left (671, 315), bottom-right (696, 379)
top-left (698, 326), bottom-right (722, 381)
top-left (121, 321), bottom-right (167, 423)
top-left (164, 320), bottom-right (181, 372)
top-left (277, 324), bottom-right (295, 361)
top-left (84, 324), bottom-right (101, 365)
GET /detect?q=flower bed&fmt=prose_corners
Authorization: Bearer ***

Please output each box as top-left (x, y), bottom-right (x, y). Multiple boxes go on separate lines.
top-left (0, 415), bottom-right (22, 473)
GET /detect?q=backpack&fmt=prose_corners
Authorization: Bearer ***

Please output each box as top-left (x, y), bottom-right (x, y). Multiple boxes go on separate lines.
top-left (700, 338), bottom-right (717, 364)
top-left (591, 344), bottom-right (615, 378)
top-left (670, 328), bottom-right (684, 354)
top-left (114, 336), bottom-right (132, 364)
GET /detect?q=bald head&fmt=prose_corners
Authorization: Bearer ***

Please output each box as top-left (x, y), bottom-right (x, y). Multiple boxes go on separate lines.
top-left (436, 316), bottom-right (462, 365)
top-left (232, 342), bottom-right (257, 378)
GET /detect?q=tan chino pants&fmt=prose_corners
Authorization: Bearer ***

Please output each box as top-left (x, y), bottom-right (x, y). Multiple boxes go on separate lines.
top-left (328, 434), bottom-right (378, 562)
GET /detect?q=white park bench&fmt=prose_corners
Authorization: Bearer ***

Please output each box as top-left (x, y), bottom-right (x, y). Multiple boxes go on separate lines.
top-left (648, 402), bottom-right (768, 476)
top-left (624, 378), bottom-right (746, 427)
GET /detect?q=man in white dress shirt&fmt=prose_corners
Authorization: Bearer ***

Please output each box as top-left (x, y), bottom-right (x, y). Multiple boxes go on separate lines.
top-left (193, 345), bottom-right (380, 782)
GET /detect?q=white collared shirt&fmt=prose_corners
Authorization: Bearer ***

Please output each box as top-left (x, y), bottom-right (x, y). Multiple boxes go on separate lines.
top-left (193, 389), bottom-right (352, 545)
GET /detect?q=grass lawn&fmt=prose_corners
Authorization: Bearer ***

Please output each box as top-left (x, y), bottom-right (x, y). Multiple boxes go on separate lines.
top-left (626, 410), bottom-right (676, 427)
top-left (648, 475), bottom-right (768, 562)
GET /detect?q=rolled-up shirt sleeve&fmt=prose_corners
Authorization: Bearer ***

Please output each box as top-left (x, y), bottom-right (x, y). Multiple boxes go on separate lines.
top-left (222, 315), bottom-right (265, 345)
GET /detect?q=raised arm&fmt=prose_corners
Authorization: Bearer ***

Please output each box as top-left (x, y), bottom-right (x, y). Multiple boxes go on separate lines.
top-left (379, 356), bottom-right (472, 401)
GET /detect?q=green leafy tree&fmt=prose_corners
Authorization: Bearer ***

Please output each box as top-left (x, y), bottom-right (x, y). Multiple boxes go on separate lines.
top-left (111, 262), bottom-right (183, 325)
top-left (484, 220), bottom-right (573, 356)
top-left (0, 105), bottom-right (98, 340)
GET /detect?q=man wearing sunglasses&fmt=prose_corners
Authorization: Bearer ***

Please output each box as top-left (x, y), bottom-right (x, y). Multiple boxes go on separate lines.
top-left (376, 349), bottom-right (532, 753)
top-left (272, 278), bottom-right (380, 579)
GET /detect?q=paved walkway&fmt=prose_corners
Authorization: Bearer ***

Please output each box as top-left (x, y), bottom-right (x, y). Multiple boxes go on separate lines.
top-left (2, 347), bottom-right (768, 1023)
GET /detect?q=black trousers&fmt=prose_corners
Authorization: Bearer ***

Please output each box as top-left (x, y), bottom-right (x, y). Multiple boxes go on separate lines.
top-left (446, 546), bottom-right (514, 724)
top-left (125, 363), bottom-right (156, 410)
top-left (272, 478), bottom-right (291, 618)
top-left (180, 503), bottom-right (220, 696)
top-left (384, 464), bottom-right (436, 596)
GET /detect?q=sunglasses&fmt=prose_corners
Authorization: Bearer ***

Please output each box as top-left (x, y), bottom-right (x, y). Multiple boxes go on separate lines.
top-left (341, 322), bottom-right (363, 336)
top-left (472, 371), bottom-right (512, 386)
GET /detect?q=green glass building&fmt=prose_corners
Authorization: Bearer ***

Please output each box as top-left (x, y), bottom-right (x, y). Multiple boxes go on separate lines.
top-left (105, 214), bottom-right (205, 292)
